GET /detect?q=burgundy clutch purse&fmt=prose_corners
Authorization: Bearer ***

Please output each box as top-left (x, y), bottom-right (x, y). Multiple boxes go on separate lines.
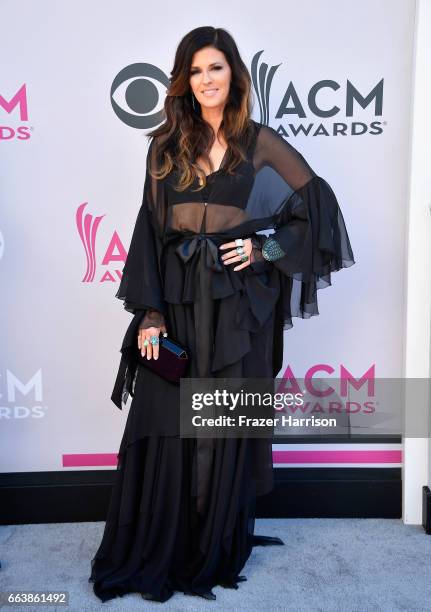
top-left (134, 335), bottom-right (189, 384)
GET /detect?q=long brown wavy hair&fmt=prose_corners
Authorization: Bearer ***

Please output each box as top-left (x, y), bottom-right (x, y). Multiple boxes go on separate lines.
top-left (147, 26), bottom-right (255, 192)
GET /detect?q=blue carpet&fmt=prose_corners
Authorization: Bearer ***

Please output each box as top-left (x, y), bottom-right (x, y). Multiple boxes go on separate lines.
top-left (1, 519), bottom-right (431, 611)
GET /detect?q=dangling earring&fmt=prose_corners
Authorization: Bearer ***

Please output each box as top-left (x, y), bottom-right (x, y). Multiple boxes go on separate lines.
top-left (191, 92), bottom-right (196, 111)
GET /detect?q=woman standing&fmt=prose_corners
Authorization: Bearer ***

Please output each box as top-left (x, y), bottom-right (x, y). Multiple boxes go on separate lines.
top-left (89, 26), bottom-right (355, 603)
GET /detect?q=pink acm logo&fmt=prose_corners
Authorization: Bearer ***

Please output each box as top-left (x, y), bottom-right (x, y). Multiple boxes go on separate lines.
top-left (275, 365), bottom-right (377, 415)
top-left (76, 202), bottom-right (126, 283)
top-left (0, 84), bottom-right (31, 141)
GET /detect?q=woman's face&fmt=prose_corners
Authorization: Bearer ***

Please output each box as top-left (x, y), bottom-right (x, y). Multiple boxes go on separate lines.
top-left (189, 46), bottom-right (232, 112)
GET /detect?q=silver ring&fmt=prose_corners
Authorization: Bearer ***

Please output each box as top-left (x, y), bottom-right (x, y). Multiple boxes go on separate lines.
top-left (235, 238), bottom-right (244, 247)
top-left (236, 246), bottom-right (245, 255)
top-left (150, 335), bottom-right (159, 345)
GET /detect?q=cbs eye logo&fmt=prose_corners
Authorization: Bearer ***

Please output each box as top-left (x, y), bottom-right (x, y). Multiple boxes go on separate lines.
top-left (110, 63), bottom-right (170, 129)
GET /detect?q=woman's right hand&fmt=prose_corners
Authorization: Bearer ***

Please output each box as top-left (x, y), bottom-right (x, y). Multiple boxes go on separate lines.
top-left (137, 309), bottom-right (167, 360)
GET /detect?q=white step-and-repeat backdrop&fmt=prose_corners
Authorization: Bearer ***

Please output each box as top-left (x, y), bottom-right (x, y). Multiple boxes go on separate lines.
top-left (1, 0), bottom-right (415, 472)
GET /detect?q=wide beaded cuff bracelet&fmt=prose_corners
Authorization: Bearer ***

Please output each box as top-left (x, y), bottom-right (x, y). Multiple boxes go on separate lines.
top-left (262, 237), bottom-right (286, 262)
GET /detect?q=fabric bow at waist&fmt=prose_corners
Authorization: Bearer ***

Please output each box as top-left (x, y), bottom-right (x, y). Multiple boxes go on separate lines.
top-left (163, 231), bottom-right (279, 331)
top-left (174, 232), bottom-right (224, 272)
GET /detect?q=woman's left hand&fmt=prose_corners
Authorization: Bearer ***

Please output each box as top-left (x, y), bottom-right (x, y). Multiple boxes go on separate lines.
top-left (219, 238), bottom-right (253, 271)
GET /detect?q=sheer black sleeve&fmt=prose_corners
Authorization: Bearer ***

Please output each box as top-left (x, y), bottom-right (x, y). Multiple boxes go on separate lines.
top-left (138, 307), bottom-right (166, 330)
top-left (115, 138), bottom-right (168, 318)
top-left (111, 139), bottom-right (168, 409)
top-left (253, 125), bottom-right (355, 329)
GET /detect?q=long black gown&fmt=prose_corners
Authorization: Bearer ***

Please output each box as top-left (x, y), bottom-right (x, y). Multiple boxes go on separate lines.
top-left (88, 119), bottom-right (355, 602)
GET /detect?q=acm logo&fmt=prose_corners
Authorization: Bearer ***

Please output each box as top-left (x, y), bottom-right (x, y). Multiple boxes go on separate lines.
top-left (0, 84), bottom-right (31, 141)
top-left (0, 369), bottom-right (47, 419)
top-left (76, 202), bottom-right (127, 284)
top-left (275, 365), bottom-right (378, 415)
top-left (251, 50), bottom-right (384, 134)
